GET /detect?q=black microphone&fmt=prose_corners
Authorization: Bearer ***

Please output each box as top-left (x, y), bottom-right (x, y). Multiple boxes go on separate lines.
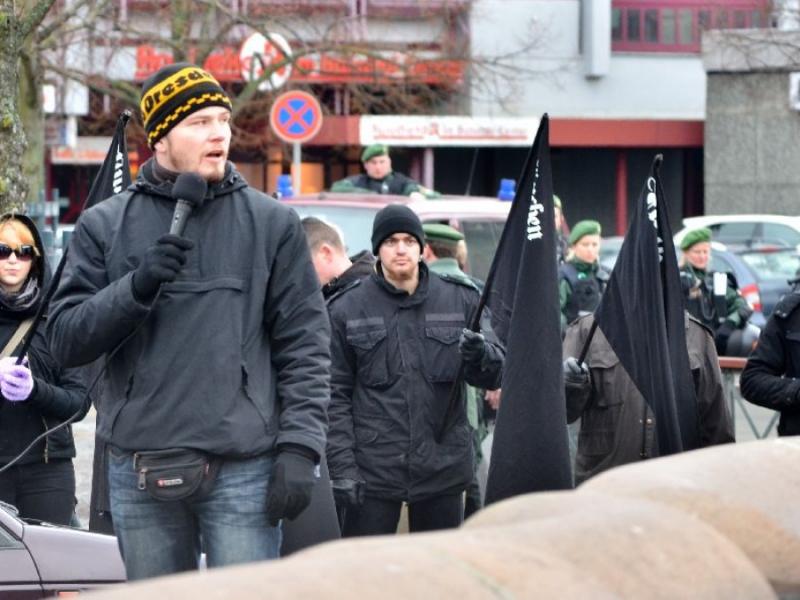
top-left (170, 172), bottom-right (207, 236)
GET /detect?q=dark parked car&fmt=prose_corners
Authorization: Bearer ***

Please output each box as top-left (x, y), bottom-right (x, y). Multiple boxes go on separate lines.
top-left (0, 501), bottom-right (125, 597)
top-left (598, 238), bottom-right (794, 328)
top-left (283, 192), bottom-right (510, 282)
top-left (721, 246), bottom-right (800, 319)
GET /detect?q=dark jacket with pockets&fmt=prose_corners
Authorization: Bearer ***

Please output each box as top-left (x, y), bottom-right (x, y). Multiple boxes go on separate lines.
top-left (46, 161), bottom-right (331, 459)
top-left (326, 264), bottom-right (503, 503)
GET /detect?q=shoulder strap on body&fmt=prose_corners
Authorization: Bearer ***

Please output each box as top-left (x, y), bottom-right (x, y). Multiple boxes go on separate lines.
top-left (1, 317), bottom-right (35, 359)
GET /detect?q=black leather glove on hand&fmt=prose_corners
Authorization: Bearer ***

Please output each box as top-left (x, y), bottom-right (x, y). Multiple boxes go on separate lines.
top-left (132, 234), bottom-right (194, 301)
top-left (714, 320), bottom-right (736, 356)
top-left (459, 329), bottom-right (486, 364)
top-left (331, 478), bottom-right (365, 509)
top-left (563, 357), bottom-right (589, 385)
top-left (266, 449), bottom-right (317, 526)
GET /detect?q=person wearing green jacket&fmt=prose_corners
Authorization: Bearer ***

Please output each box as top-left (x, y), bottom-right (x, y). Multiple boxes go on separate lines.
top-left (679, 227), bottom-right (752, 355)
top-left (558, 220), bottom-right (610, 334)
top-left (422, 223), bottom-right (488, 518)
top-left (331, 144), bottom-right (439, 198)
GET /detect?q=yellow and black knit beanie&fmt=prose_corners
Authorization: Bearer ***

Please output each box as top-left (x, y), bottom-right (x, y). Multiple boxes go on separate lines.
top-left (140, 62), bottom-right (232, 148)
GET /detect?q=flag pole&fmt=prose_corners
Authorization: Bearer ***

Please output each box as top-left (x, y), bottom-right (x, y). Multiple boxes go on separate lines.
top-left (14, 110), bottom-right (133, 364)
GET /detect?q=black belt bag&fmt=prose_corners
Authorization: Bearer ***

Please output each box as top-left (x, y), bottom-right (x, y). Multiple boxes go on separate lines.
top-left (133, 448), bottom-right (220, 502)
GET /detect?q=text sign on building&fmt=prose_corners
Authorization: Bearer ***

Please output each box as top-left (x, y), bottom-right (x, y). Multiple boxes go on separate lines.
top-left (269, 91), bottom-right (324, 144)
top-left (359, 116), bottom-right (541, 147)
top-left (240, 32), bottom-right (293, 92)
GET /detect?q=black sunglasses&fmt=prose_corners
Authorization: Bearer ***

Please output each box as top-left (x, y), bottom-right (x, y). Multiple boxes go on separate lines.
top-left (0, 244), bottom-right (36, 261)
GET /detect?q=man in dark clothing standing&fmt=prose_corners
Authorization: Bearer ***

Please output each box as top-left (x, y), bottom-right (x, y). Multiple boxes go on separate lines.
top-left (327, 205), bottom-right (504, 536)
top-left (563, 313), bottom-right (734, 484)
top-left (301, 216), bottom-right (375, 301)
top-left (47, 63), bottom-right (331, 580)
top-left (740, 284), bottom-right (800, 436)
top-left (330, 145), bottom-right (438, 198)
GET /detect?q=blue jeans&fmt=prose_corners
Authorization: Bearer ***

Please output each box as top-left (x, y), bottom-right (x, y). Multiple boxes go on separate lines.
top-left (108, 449), bottom-right (281, 581)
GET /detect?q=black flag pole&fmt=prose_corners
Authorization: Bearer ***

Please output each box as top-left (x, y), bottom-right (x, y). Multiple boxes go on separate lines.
top-left (15, 110), bottom-right (133, 364)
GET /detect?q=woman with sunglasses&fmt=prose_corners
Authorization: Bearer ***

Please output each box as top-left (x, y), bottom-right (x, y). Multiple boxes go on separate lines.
top-left (0, 215), bottom-right (88, 525)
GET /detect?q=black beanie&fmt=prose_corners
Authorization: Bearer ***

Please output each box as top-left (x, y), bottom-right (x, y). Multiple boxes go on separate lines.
top-left (371, 204), bottom-right (424, 255)
top-left (140, 62), bottom-right (232, 148)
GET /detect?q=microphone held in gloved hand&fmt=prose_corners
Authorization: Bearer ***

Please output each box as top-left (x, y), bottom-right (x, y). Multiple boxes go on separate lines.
top-left (132, 172), bottom-right (207, 302)
top-left (170, 172), bottom-right (208, 236)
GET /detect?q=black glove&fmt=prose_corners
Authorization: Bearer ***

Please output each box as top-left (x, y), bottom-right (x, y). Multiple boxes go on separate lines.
top-left (715, 320), bottom-right (736, 356)
top-left (459, 329), bottom-right (486, 364)
top-left (132, 234), bottom-right (194, 301)
top-left (563, 357), bottom-right (589, 385)
top-left (679, 271), bottom-right (696, 294)
top-left (331, 478), bottom-right (365, 509)
top-left (266, 448), bottom-right (317, 526)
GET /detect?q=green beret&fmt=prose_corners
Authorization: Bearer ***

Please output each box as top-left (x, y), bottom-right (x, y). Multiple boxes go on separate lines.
top-left (553, 195), bottom-right (562, 210)
top-left (361, 144), bottom-right (389, 163)
top-left (568, 220), bottom-right (601, 246)
top-left (680, 227), bottom-right (712, 251)
top-left (423, 223), bottom-right (464, 243)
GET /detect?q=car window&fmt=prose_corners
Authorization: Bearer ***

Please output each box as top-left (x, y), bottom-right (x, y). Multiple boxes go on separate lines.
top-left (710, 253), bottom-right (735, 275)
top-left (0, 524), bottom-right (22, 549)
top-left (739, 250), bottom-right (800, 282)
top-left (456, 220), bottom-right (505, 282)
top-left (711, 222), bottom-right (757, 246)
top-left (290, 206), bottom-right (378, 255)
top-left (759, 223), bottom-right (800, 248)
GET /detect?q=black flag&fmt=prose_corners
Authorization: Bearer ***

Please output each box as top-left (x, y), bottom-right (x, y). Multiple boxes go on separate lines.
top-left (593, 156), bottom-right (699, 455)
top-left (483, 115), bottom-right (573, 505)
top-left (85, 110), bottom-right (133, 209)
top-left (16, 111), bottom-right (132, 361)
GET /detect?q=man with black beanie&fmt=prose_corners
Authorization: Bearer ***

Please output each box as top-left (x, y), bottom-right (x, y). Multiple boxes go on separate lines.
top-left (326, 204), bottom-right (504, 535)
top-left (48, 63), bottom-right (330, 579)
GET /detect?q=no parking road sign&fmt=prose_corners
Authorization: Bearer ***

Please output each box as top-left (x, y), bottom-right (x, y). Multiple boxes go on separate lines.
top-left (269, 91), bottom-right (323, 144)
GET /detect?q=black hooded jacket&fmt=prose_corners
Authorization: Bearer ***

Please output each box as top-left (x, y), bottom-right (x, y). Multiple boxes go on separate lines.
top-left (0, 214), bottom-right (89, 465)
top-left (47, 161), bottom-right (331, 458)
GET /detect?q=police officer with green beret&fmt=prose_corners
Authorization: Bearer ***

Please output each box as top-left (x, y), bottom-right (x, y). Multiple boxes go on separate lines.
top-left (420, 223), bottom-right (488, 518)
top-left (679, 227), bottom-right (752, 355)
top-left (558, 220), bottom-right (609, 333)
top-left (331, 144), bottom-right (439, 198)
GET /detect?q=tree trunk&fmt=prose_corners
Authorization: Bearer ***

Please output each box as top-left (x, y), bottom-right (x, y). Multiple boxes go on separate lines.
top-left (0, 4), bottom-right (29, 213)
top-left (20, 37), bottom-right (45, 207)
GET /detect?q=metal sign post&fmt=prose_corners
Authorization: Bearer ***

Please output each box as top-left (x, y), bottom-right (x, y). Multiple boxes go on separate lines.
top-left (293, 142), bottom-right (302, 194)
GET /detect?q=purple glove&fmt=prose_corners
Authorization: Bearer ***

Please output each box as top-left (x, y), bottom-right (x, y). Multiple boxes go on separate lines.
top-left (0, 357), bottom-right (33, 402)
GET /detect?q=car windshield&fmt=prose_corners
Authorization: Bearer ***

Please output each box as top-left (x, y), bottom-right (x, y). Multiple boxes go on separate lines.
top-left (290, 205), bottom-right (378, 256)
top-left (738, 250), bottom-right (800, 282)
top-left (288, 204), bottom-right (506, 281)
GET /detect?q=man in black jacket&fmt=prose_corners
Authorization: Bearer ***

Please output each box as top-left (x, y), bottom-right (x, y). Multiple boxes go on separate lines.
top-left (47, 63), bottom-right (330, 580)
top-left (327, 205), bottom-right (504, 536)
top-left (740, 284), bottom-right (800, 436)
top-left (301, 216), bottom-right (375, 301)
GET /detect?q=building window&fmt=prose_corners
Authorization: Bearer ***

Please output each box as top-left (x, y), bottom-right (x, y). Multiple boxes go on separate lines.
top-left (612, 1), bottom-right (770, 53)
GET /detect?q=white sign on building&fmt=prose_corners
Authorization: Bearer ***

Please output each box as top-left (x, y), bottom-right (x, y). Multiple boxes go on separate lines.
top-left (360, 116), bottom-right (541, 147)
